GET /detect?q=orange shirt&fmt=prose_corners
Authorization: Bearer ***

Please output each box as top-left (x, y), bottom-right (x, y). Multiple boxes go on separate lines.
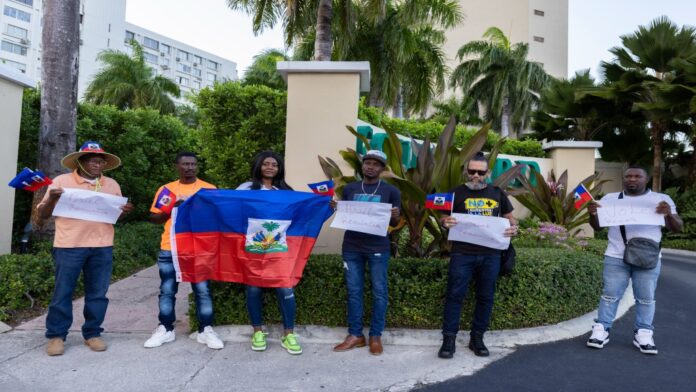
top-left (150, 179), bottom-right (216, 250)
top-left (38, 171), bottom-right (123, 248)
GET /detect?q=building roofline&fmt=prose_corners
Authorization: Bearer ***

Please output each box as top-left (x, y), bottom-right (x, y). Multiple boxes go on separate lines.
top-left (0, 65), bottom-right (35, 88)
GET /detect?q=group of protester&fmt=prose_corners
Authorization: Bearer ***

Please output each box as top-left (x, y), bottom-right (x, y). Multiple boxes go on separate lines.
top-left (36, 141), bottom-right (682, 359)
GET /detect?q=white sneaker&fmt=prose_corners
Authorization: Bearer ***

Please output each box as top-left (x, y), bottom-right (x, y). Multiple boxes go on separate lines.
top-left (144, 325), bottom-right (175, 348)
top-left (633, 329), bottom-right (658, 355)
top-left (586, 323), bottom-right (610, 349)
top-left (197, 326), bottom-right (224, 350)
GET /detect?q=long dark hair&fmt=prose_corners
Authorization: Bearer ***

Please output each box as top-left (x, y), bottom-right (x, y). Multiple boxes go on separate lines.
top-left (249, 150), bottom-right (293, 190)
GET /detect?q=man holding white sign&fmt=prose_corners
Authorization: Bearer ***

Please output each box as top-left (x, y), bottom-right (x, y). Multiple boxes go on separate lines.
top-left (330, 150), bottom-right (400, 356)
top-left (37, 141), bottom-right (133, 356)
top-left (438, 152), bottom-right (516, 359)
top-left (586, 166), bottom-right (682, 355)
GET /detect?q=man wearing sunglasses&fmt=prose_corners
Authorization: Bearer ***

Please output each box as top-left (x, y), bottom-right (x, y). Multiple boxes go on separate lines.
top-left (437, 152), bottom-right (517, 359)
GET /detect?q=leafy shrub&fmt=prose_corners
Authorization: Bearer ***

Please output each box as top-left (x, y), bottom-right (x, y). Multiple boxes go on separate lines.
top-left (664, 187), bottom-right (696, 240)
top-left (662, 239), bottom-right (696, 251)
top-left (194, 82), bottom-right (287, 188)
top-left (0, 223), bottom-right (162, 323)
top-left (514, 222), bottom-right (590, 250)
top-left (193, 248), bottom-right (603, 331)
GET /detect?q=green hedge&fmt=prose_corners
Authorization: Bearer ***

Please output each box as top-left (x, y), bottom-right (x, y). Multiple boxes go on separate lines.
top-left (193, 247), bottom-right (602, 331)
top-left (0, 222), bottom-right (162, 323)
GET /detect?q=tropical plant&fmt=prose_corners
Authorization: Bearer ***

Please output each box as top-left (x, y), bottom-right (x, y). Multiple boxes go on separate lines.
top-left (318, 117), bottom-right (527, 257)
top-left (513, 170), bottom-right (607, 234)
top-left (242, 49), bottom-right (289, 90)
top-left (84, 40), bottom-right (181, 114)
top-left (450, 26), bottom-right (550, 138)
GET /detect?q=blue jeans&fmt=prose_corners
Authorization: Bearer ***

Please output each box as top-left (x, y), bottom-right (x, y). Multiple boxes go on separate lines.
top-left (46, 247), bottom-right (113, 340)
top-left (157, 250), bottom-right (214, 333)
top-left (442, 253), bottom-right (501, 336)
top-left (342, 251), bottom-right (390, 337)
top-left (596, 255), bottom-right (661, 331)
top-left (245, 286), bottom-right (296, 330)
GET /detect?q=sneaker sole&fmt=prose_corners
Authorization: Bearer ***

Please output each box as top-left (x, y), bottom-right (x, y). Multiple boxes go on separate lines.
top-left (586, 338), bottom-right (609, 349)
top-left (281, 342), bottom-right (303, 355)
top-left (144, 335), bottom-right (175, 348)
top-left (633, 340), bottom-right (658, 355)
top-left (251, 344), bottom-right (267, 352)
top-left (197, 337), bottom-right (224, 350)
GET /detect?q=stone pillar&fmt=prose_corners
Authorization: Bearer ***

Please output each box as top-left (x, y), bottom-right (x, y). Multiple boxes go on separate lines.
top-left (277, 61), bottom-right (370, 254)
top-left (0, 67), bottom-right (35, 255)
top-left (543, 140), bottom-right (603, 237)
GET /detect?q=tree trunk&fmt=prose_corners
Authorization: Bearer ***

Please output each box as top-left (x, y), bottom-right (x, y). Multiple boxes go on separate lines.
top-left (31, 0), bottom-right (80, 238)
top-left (650, 121), bottom-right (665, 192)
top-left (500, 97), bottom-right (511, 138)
top-left (313, 0), bottom-right (333, 61)
top-left (392, 86), bottom-right (404, 119)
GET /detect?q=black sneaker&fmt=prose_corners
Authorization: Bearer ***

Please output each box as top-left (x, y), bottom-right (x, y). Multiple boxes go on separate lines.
top-left (438, 335), bottom-right (456, 359)
top-left (587, 323), bottom-right (610, 349)
top-left (468, 331), bottom-right (489, 357)
top-left (633, 329), bottom-right (658, 355)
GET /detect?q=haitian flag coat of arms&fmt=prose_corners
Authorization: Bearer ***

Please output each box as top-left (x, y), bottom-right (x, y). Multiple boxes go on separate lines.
top-left (171, 189), bottom-right (332, 287)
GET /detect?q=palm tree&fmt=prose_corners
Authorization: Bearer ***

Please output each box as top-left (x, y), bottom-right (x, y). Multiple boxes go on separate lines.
top-left (450, 27), bottom-right (550, 138)
top-left (33, 0), bottom-right (80, 237)
top-left (84, 40), bottom-right (180, 114)
top-left (242, 49), bottom-right (289, 90)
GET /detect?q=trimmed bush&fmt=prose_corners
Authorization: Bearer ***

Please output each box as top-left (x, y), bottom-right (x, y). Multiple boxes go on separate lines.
top-left (193, 247), bottom-right (602, 331)
top-left (662, 239), bottom-right (696, 251)
top-left (0, 222), bottom-right (162, 323)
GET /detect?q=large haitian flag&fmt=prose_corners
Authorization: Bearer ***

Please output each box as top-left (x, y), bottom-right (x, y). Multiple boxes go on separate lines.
top-left (171, 189), bottom-right (333, 287)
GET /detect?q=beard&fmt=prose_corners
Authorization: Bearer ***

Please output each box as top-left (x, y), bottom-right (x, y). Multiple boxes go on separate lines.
top-left (465, 181), bottom-right (487, 190)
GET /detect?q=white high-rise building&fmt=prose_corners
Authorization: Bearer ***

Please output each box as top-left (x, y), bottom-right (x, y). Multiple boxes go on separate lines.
top-left (0, 0), bottom-right (238, 103)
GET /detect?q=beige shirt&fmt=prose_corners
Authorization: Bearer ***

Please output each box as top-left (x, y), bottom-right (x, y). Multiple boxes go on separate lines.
top-left (38, 171), bottom-right (123, 248)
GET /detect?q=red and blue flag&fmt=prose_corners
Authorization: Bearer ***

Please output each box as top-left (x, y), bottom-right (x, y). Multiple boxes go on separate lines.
top-left (155, 187), bottom-right (177, 214)
top-left (425, 192), bottom-right (454, 211)
top-left (8, 167), bottom-right (52, 192)
top-left (573, 184), bottom-right (593, 209)
top-left (171, 189), bottom-right (333, 287)
top-left (307, 180), bottom-right (335, 196)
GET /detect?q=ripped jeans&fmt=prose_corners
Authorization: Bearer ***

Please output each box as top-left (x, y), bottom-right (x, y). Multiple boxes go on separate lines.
top-left (246, 286), bottom-right (296, 330)
top-left (596, 255), bottom-right (661, 331)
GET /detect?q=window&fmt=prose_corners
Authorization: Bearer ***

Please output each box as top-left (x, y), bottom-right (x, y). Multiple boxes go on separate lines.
top-left (534, 9), bottom-right (545, 16)
top-left (160, 43), bottom-right (170, 55)
top-left (207, 72), bottom-right (216, 82)
top-left (193, 55), bottom-right (202, 65)
top-left (4, 6), bottom-right (31, 22)
top-left (207, 60), bottom-right (217, 71)
top-left (177, 62), bottom-right (191, 74)
top-left (192, 68), bottom-right (201, 77)
top-left (1, 40), bottom-right (27, 55)
top-left (125, 30), bottom-right (134, 43)
top-left (177, 49), bottom-right (189, 62)
top-left (5, 24), bottom-right (28, 40)
top-left (192, 80), bottom-right (201, 90)
top-left (11, 0), bottom-right (33, 6)
top-left (143, 36), bottom-right (159, 51)
top-left (0, 58), bottom-right (26, 73)
top-left (143, 51), bottom-right (158, 64)
top-left (177, 76), bottom-right (189, 86)
top-left (533, 36), bottom-right (545, 43)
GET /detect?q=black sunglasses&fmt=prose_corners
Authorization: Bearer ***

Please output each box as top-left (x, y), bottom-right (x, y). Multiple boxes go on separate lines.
top-left (467, 169), bottom-right (488, 176)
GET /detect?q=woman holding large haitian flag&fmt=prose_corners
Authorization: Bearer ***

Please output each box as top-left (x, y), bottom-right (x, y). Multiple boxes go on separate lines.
top-left (234, 151), bottom-right (305, 355)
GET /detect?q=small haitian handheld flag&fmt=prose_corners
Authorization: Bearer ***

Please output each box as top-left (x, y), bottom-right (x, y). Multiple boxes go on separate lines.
top-left (425, 193), bottom-right (454, 211)
top-left (155, 187), bottom-right (177, 214)
top-left (573, 184), bottom-right (593, 209)
top-left (171, 189), bottom-right (333, 287)
top-left (307, 180), bottom-right (335, 196)
top-left (8, 167), bottom-right (52, 192)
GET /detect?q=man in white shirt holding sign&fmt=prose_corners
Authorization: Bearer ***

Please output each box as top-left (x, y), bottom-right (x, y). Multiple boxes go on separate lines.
top-left (586, 166), bottom-right (682, 355)
top-left (437, 152), bottom-right (516, 359)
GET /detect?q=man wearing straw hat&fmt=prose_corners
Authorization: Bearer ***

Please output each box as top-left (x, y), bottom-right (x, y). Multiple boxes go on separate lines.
top-left (37, 141), bottom-right (133, 356)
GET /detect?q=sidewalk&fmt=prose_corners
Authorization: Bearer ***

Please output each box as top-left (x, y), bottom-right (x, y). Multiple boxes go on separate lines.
top-left (0, 263), bottom-right (637, 392)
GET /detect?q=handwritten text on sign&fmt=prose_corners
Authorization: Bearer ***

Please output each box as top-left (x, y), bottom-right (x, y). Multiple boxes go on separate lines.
top-left (448, 213), bottom-right (511, 250)
top-left (330, 201), bottom-right (392, 236)
top-left (596, 198), bottom-right (665, 227)
top-left (52, 188), bottom-right (128, 224)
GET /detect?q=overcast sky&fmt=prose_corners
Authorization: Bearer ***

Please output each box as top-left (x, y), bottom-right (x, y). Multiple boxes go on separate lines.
top-left (125, 0), bottom-right (696, 79)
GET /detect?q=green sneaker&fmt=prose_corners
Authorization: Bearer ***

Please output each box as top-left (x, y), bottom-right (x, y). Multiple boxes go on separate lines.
top-left (281, 333), bottom-right (303, 355)
top-left (251, 331), bottom-right (267, 351)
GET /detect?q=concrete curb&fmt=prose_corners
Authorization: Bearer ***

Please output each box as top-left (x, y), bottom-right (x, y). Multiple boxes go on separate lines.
top-left (662, 248), bottom-right (696, 262)
top-left (0, 321), bottom-right (11, 334)
top-left (194, 283), bottom-right (634, 348)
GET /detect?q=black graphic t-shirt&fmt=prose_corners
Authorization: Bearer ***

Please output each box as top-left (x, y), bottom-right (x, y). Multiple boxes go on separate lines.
top-left (447, 184), bottom-right (514, 255)
top-left (341, 180), bottom-right (401, 253)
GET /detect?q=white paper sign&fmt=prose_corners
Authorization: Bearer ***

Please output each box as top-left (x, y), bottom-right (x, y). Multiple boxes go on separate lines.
top-left (448, 213), bottom-right (511, 250)
top-left (596, 198), bottom-right (665, 227)
top-left (330, 200), bottom-right (392, 236)
top-left (52, 188), bottom-right (128, 224)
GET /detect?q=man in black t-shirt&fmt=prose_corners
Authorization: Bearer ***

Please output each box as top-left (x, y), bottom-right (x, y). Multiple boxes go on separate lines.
top-left (330, 150), bottom-right (401, 356)
top-left (437, 152), bottom-right (517, 359)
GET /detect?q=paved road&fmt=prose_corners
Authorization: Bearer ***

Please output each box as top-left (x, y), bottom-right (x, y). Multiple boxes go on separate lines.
top-left (418, 254), bottom-right (696, 392)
